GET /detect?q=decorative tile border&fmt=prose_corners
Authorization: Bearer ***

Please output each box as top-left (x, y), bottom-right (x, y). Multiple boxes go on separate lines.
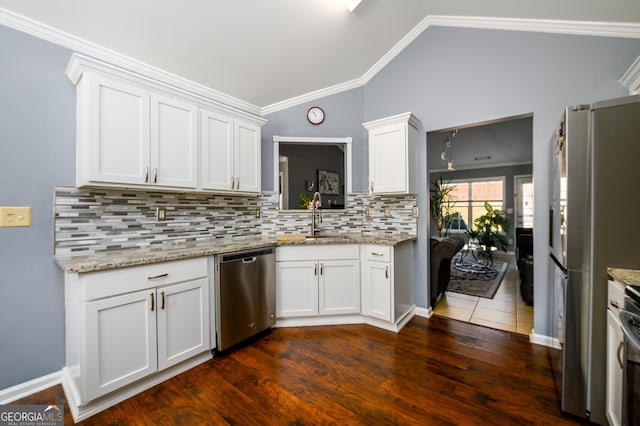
top-left (54, 187), bottom-right (417, 256)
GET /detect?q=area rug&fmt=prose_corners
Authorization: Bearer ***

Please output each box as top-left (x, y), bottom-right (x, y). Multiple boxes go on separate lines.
top-left (447, 255), bottom-right (508, 299)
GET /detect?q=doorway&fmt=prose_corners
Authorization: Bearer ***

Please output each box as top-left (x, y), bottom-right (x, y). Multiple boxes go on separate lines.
top-left (428, 114), bottom-right (534, 334)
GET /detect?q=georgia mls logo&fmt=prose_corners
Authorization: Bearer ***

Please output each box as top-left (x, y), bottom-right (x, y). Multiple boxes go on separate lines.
top-left (0, 404), bottom-right (63, 426)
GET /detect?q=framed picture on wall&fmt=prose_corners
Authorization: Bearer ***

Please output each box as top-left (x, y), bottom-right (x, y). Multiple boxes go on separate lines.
top-left (317, 169), bottom-right (340, 195)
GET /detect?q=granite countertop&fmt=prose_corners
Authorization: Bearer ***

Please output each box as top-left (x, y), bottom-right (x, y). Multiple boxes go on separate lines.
top-left (608, 268), bottom-right (640, 286)
top-left (55, 233), bottom-right (417, 273)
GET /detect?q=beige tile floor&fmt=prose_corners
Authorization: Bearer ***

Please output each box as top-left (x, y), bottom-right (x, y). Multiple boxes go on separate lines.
top-left (433, 255), bottom-right (534, 335)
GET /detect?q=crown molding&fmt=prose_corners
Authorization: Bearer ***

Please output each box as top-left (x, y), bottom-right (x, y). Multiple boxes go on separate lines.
top-left (262, 15), bottom-right (640, 115)
top-left (0, 7), bottom-right (262, 117)
top-left (620, 55), bottom-right (640, 95)
top-left (1, 7), bottom-right (638, 117)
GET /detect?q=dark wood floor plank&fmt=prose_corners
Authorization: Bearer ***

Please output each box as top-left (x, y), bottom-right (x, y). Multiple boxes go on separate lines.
top-left (11, 316), bottom-right (583, 425)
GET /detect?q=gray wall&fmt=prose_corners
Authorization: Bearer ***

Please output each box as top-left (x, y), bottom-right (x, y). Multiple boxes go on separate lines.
top-left (363, 26), bottom-right (639, 335)
top-left (429, 164), bottom-right (533, 251)
top-left (0, 25), bottom-right (75, 388)
top-left (262, 87), bottom-right (366, 193)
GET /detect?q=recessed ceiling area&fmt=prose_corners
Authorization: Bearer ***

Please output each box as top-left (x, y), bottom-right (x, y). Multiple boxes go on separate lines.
top-left (427, 115), bottom-right (533, 172)
top-left (0, 0), bottom-right (638, 109)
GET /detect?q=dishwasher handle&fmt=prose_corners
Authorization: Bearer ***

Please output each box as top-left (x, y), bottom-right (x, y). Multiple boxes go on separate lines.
top-left (220, 247), bottom-right (274, 263)
top-left (242, 257), bottom-right (257, 264)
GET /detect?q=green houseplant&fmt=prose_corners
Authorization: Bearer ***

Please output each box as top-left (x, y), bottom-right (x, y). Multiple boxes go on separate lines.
top-left (430, 176), bottom-right (455, 237)
top-left (474, 201), bottom-right (510, 252)
top-left (297, 193), bottom-right (312, 209)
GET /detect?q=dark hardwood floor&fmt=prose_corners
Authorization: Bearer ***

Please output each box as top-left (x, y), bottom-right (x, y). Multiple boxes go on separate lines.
top-left (14, 316), bottom-right (586, 425)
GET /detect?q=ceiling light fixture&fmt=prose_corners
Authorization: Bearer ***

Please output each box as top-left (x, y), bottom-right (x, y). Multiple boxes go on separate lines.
top-left (344, 0), bottom-right (362, 12)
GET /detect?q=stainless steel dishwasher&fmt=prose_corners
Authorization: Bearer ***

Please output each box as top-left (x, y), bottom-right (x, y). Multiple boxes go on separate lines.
top-left (215, 247), bottom-right (275, 352)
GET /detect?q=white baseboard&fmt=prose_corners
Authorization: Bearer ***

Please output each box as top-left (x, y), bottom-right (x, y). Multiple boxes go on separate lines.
top-left (529, 330), bottom-right (561, 349)
top-left (0, 371), bottom-right (62, 404)
top-left (414, 306), bottom-right (432, 318)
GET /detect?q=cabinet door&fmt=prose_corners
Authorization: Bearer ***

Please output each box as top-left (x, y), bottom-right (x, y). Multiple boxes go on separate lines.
top-left (369, 123), bottom-right (407, 194)
top-left (235, 120), bottom-right (261, 193)
top-left (319, 260), bottom-right (360, 315)
top-left (157, 278), bottom-right (210, 370)
top-left (201, 110), bottom-right (234, 191)
top-left (150, 95), bottom-right (198, 188)
top-left (86, 74), bottom-right (150, 185)
top-left (606, 309), bottom-right (623, 426)
top-left (362, 260), bottom-right (392, 322)
top-left (84, 289), bottom-right (157, 402)
top-left (276, 261), bottom-right (318, 317)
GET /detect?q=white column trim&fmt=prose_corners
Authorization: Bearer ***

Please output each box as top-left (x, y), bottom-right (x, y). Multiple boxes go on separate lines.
top-left (621, 55), bottom-right (640, 95)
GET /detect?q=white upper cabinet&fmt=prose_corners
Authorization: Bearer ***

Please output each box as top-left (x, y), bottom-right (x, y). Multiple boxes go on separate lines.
top-left (67, 53), bottom-right (265, 194)
top-left (363, 112), bottom-right (419, 195)
top-left (150, 94), bottom-right (198, 188)
top-left (234, 120), bottom-right (261, 193)
top-left (201, 111), bottom-right (261, 193)
top-left (84, 74), bottom-right (150, 185)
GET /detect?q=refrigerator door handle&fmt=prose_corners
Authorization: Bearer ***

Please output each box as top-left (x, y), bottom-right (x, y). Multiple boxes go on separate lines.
top-left (550, 253), bottom-right (568, 278)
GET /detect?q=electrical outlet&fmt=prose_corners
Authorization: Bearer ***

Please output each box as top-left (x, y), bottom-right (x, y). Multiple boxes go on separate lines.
top-left (0, 206), bottom-right (32, 227)
top-left (384, 207), bottom-right (391, 218)
top-left (364, 207), bottom-right (371, 219)
top-left (156, 207), bottom-right (166, 221)
top-left (255, 208), bottom-right (261, 219)
top-left (412, 207), bottom-right (419, 218)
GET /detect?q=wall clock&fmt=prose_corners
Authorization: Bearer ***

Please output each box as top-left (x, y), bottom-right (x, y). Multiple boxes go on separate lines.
top-left (307, 106), bottom-right (325, 125)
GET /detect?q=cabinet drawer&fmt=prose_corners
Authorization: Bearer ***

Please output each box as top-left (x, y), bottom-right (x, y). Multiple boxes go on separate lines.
top-left (608, 279), bottom-right (625, 314)
top-left (276, 245), bottom-right (359, 262)
top-left (362, 245), bottom-right (391, 262)
top-left (80, 257), bottom-right (208, 301)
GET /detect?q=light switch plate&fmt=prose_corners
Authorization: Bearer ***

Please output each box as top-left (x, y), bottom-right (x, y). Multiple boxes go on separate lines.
top-left (156, 207), bottom-right (166, 221)
top-left (412, 207), bottom-right (419, 218)
top-left (255, 208), bottom-right (261, 219)
top-left (0, 206), bottom-right (32, 227)
top-left (384, 207), bottom-right (391, 218)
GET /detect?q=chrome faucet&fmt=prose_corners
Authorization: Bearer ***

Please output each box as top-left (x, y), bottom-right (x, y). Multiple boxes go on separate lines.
top-left (311, 191), bottom-right (322, 237)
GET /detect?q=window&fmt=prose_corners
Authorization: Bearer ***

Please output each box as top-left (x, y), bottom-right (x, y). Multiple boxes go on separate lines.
top-left (445, 177), bottom-right (505, 231)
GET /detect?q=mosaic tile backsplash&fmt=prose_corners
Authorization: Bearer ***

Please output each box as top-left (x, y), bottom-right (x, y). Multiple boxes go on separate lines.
top-left (54, 187), bottom-right (417, 256)
top-left (260, 192), bottom-right (417, 237)
top-left (54, 187), bottom-right (261, 255)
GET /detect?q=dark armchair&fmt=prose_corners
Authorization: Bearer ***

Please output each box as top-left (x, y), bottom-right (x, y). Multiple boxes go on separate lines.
top-left (430, 235), bottom-right (465, 307)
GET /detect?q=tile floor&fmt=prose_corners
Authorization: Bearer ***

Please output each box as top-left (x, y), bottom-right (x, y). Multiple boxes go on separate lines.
top-left (433, 254), bottom-right (534, 335)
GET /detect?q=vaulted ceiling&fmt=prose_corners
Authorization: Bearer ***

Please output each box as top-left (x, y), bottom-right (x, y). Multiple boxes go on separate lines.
top-left (0, 0), bottom-right (639, 110)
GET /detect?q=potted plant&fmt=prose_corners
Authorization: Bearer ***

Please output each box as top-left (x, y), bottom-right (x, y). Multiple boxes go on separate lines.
top-left (430, 176), bottom-right (455, 237)
top-left (297, 193), bottom-right (312, 209)
top-left (474, 201), bottom-right (510, 252)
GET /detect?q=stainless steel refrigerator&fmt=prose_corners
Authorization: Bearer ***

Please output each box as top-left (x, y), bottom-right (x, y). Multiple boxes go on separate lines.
top-left (549, 95), bottom-right (640, 424)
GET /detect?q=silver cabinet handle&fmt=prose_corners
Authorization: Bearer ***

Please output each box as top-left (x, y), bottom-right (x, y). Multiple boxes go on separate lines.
top-left (385, 266), bottom-right (389, 279)
top-left (320, 263), bottom-right (323, 275)
top-left (617, 341), bottom-right (624, 369)
top-left (144, 166), bottom-right (149, 183)
top-left (371, 252), bottom-right (384, 256)
top-left (610, 300), bottom-right (621, 309)
top-left (147, 273), bottom-right (168, 280)
top-left (153, 168), bottom-right (158, 183)
top-left (314, 264), bottom-right (317, 276)
top-left (150, 292), bottom-right (155, 311)
top-left (235, 177), bottom-right (240, 190)
top-left (230, 177), bottom-right (235, 190)
top-left (161, 291), bottom-right (165, 310)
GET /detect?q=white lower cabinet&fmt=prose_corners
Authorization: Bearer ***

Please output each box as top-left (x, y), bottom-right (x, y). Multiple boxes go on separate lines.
top-left (63, 257), bottom-right (211, 420)
top-left (276, 245), bottom-right (360, 318)
top-left (360, 242), bottom-right (414, 327)
top-left (275, 241), bottom-right (415, 332)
